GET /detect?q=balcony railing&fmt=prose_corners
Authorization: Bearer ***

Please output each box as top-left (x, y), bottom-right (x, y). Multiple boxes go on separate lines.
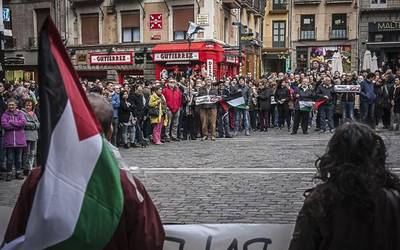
top-left (222, 0), bottom-right (241, 9)
top-left (299, 29), bottom-right (316, 40)
top-left (272, 2), bottom-right (287, 10)
top-left (29, 37), bottom-right (38, 49)
top-left (330, 28), bottom-right (348, 40)
top-left (294, 0), bottom-right (321, 5)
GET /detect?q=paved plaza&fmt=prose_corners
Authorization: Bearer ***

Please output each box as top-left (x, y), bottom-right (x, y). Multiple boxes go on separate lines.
top-left (1, 129), bottom-right (400, 226)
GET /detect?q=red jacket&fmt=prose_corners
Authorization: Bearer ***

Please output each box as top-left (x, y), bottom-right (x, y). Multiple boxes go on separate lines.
top-left (3, 168), bottom-right (165, 250)
top-left (162, 86), bottom-right (182, 113)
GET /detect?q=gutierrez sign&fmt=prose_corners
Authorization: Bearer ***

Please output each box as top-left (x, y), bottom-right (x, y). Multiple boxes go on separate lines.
top-left (90, 52), bottom-right (133, 65)
top-left (154, 52), bottom-right (199, 62)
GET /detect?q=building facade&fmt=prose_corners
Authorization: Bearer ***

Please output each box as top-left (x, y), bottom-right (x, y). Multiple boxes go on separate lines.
top-left (262, 0), bottom-right (289, 74)
top-left (359, 0), bottom-right (400, 72)
top-left (290, 0), bottom-right (358, 73)
top-left (4, 0), bottom-right (66, 82)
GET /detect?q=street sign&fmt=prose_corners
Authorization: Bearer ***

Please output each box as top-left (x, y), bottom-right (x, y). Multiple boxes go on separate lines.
top-left (197, 14), bottom-right (209, 26)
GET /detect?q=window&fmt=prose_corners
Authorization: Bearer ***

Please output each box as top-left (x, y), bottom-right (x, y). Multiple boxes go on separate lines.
top-left (300, 15), bottom-right (315, 40)
top-left (121, 11), bottom-right (140, 43)
top-left (273, 0), bottom-right (286, 10)
top-left (224, 16), bottom-right (229, 43)
top-left (81, 14), bottom-right (99, 45)
top-left (173, 5), bottom-right (194, 41)
top-left (371, 0), bottom-right (386, 3)
top-left (331, 14), bottom-right (347, 39)
top-left (272, 21), bottom-right (285, 47)
top-left (296, 47), bottom-right (308, 71)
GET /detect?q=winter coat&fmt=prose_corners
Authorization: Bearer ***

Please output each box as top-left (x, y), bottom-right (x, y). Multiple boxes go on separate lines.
top-left (390, 85), bottom-right (400, 113)
top-left (294, 86), bottom-right (314, 110)
top-left (232, 85), bottom-right (252, 105)
top-left (129, 93), bottom-right (146, 118)
top-left (374, 84), bottom-right (385, 107)
top-left (197, 86), bottom-right (219, 109)
top-left (341, 81), bottom-right (356, 103)
top-left (360, 79), bottom-right (376, 104)
top-left (1, 109), bottom-right (27, 148)
top-left (289, 184), bottom-right (400, 250)
top-left (257, 88), bottom-right (273, 111)
top-left (149, 93), bottom-right (168, 126)
top-left (316, 84), bottom-right (336, 106)
top-left (274, 86), bottom-right (290, 105)
top-left (110, 92), bottom-right (120, 119)
top-left (118, 99), bottom-right (133, 124)
top-left (21, 109), bottom-right (40, 142)
top-left (162, 86), bottom-right (182, 113)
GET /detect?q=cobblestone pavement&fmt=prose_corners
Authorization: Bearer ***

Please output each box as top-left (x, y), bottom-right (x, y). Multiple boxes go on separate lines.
top-left (1, 129), bottom-right (400, 225)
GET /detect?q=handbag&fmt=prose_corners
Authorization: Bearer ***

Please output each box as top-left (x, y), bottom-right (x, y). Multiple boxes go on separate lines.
top-left (148, 107), bottom-right (159, 117)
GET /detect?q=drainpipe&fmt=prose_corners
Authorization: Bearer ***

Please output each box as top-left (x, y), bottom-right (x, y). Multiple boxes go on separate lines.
top-left (288, 0), bottom-right (292, 72)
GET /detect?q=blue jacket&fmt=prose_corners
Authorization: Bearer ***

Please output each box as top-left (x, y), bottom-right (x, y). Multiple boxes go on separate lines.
top-left (360, 79), bottom-right (376, 104)
top-left (111, 92), bottom-right (120, 118)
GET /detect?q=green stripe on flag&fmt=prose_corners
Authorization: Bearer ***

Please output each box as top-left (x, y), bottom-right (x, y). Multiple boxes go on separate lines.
top-left (227, 97), bottom-right (247, 109)
top-left (48, 138), bottom-right (123, 250)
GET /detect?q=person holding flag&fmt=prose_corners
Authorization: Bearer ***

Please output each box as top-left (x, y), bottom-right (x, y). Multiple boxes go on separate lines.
top-left (1, 17), bottom-right (164, 250)
top-left (291, 77), bottom-right (314, 135)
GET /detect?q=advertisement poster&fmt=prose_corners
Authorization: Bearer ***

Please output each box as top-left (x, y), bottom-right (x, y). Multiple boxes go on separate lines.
top-left (310, 46), bottom-right (351, 73)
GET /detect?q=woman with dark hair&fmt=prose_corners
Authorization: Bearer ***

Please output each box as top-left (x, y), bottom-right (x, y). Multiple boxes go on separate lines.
top-left (289, 122), bottom-right (400, 250)
top-left (274, 79), bottom-right (290, 130)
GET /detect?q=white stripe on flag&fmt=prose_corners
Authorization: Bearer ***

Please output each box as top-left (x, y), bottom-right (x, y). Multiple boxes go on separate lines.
top-left (19, 102), bottom-right (102, 250)
top-left (227, 97), bottom-right (245, 107)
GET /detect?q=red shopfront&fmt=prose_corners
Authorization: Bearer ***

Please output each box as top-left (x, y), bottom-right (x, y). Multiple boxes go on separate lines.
top-left (152, 42), bottom-right (225, 80)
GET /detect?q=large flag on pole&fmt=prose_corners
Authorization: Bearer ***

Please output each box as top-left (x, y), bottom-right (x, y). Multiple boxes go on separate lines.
top-left (2, 17), bottom-right (123, 249)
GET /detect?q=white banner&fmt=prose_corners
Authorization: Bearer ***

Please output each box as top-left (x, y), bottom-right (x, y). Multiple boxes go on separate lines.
top-left (334, 85), bottom-right (361, 93)
top-left (195, 95), bottom-right (222, 106)
top-left (164, 224), bottom-right (294, 250)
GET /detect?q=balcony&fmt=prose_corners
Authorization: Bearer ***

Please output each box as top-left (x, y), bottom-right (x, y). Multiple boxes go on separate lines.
top-left (330, 28), bottom-right (348, 40)
top-left (70, 0), bottom-right (104, 7)
top-left (271, 1), bottom-right (288, 12)
top-left (326, 0), bottom-right (353, 4)
top-left (299, 29), bottom-right (316, 40)
top-left (29, 37), bottom-right (38, 49)
top-left (294, 0), bottom-right (321, 5)
top-left (223, 0), bottom-right (241, 8)
top-left (241, 0), bottom-right (253, 8)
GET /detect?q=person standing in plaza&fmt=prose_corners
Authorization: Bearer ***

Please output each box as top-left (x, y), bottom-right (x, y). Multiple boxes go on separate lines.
top-left (289, 122), bottom-right (400, 250)
top-left (149, 86), bottom-right (168, 145)
top-left (316, 76), bottom-right (335, 133)
top-left (292, 77), bottom-right (314, 135)
top-left (360, 73), bottom-right (377, 129)
top-left (119, 90), bottom-right (135, 148)
top-left (198, 78), bottom-right (218, 141)
top-left (1, 98), bottom-right (27, 181)
top-left (109, 83), bottom-right (121, 146)
top-left (233, 78), bottom-right (252, 136)
top-left (257, 81), bottom-right (273, 132)
top-left (217, 80), bottom-right (232, 138)
top-left (21, 99), bottom-right (40, 176)
top-left (162, 78), bottom-right (182, 142)
top-left (341, 73), bottom-right (356, 122)
top-left (389, 76), bottom-right (400, 131)
top-left (274, 79), bottom-right (290, 131)
top-left (0, 83), bottom-right (7, 171)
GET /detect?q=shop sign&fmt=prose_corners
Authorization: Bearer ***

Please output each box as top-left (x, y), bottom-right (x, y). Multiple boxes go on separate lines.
top-left (369, 21), bottom-right (400, 32)
top-left (197, 14), bottom-right (209, 26)
top-left (90, 52), bottom-right (133, 65)
top-left (154, 52), bottom-right (199, 61)
top-left (76, 53), bottom-right (87, 65)
top-left (207, 59), bottom-right (214, 78)
top-left (226, 56), bottom-right (238, 64)
top-left (151, 34), bottom-right (161, 40)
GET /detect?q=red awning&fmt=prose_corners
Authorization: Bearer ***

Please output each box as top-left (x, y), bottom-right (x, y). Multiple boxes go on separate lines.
top-left (152, 42), bottom-right (224, 53)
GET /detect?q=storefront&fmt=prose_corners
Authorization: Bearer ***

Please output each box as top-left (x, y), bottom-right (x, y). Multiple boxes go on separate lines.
top-left (152, 42), bottom-right (226, 80)
top-left (365, 21), bottom-right (400, 72)
top-left (72, 50), bottom-right (145, 84)
top-left (262, 49), bottom-right (290, 74)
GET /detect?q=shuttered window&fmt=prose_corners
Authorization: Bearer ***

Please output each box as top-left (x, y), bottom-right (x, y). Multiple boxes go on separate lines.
top-left (121, 11), bottom-right (140, 43)
top-left (173, 6), bottom-right (194, 40)
top-left (81, 14), bottom-right (99, 45)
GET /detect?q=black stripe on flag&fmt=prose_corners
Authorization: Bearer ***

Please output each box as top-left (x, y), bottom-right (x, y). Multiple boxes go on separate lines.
top-left (38, 17), bottom-right (68, 172)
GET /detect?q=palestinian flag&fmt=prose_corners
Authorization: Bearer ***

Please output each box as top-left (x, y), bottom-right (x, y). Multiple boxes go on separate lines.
top-left (2, 17), bottom-right (123, 249)
top-left (313, 99), bottom-right (327, 110)
top-left (220, 92), bottom-right (247, 112)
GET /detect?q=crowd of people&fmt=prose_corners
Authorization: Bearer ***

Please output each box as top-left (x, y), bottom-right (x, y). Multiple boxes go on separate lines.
top-left (82, 68), bottom-right (400, 148)
top-left (1, 68), bottom-right (400, 181)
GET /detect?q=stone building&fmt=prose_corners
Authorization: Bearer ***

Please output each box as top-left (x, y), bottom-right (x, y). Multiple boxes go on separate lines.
top-left (359, 0), bottom-right (400, 72)
top-left (262, 0), bottom-right (289, 74)
top-left (290, 0), bottom-right (358, 73)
